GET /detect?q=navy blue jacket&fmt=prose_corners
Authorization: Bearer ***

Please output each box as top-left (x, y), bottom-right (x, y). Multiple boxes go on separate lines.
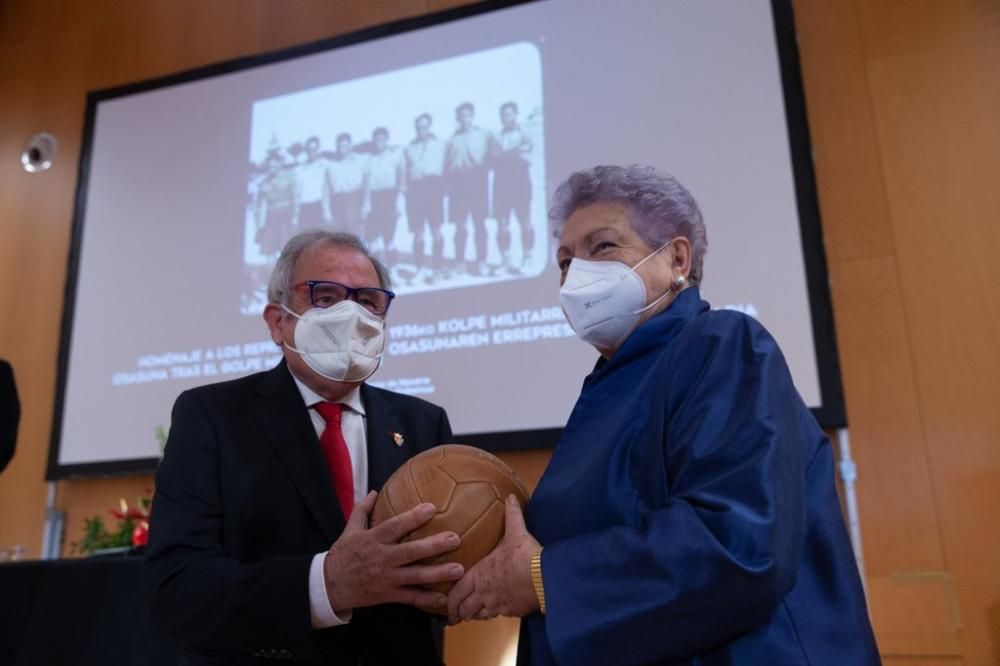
top-left (518, 289), bottom-right (879, 665)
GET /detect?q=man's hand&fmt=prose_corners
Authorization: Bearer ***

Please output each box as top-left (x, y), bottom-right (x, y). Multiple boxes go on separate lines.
top-left (323, 491), bottom-right (463, 613)
top-left (446, 495), bottom-right (540, 622)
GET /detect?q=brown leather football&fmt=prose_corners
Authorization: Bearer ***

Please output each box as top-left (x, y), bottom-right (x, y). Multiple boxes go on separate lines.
top-left (370, 444), bottom-right (530, 609)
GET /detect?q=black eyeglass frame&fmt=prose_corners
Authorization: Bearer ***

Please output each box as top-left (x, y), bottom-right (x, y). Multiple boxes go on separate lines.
top-left (292, 280), bottom-right (396, 315)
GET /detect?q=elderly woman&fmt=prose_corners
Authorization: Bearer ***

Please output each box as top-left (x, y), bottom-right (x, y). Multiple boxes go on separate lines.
top-left (446, 166), bottom-right (879, 664)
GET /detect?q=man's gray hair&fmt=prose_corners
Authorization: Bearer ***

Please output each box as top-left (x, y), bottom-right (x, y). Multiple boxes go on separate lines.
top-left (549, 165), bottom-right (709, 285)
top-left (267, 230), bottom-right (392, 305)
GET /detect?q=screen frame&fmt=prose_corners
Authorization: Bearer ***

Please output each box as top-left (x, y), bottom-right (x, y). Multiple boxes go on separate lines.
top-left (47, 0), bottom-right (845, 479)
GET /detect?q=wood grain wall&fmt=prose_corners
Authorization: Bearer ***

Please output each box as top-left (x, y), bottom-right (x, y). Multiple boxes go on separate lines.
top-left (0, 1), bottom-right (997, 664)
top-left (795, 2), bottom-right (1000, 663)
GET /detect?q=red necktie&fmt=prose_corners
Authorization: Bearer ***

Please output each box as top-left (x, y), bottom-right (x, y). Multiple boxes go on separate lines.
top-left (314, 402), bottom-right (355, 520)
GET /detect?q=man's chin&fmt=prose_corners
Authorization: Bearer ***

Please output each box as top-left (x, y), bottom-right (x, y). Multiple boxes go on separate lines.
top-left (285, 353), bottom-right (359, 401)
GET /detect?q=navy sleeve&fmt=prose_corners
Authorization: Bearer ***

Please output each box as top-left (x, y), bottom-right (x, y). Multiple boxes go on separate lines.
top-left (541, 312), bottom-right (808, 664)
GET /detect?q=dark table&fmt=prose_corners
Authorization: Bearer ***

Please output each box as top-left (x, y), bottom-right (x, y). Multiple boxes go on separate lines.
top-left (0, 555), bottom-right (180, 666)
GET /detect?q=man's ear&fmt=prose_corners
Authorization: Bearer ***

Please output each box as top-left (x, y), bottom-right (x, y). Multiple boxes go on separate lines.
top-left (263, 303), bottom-right (285, 346)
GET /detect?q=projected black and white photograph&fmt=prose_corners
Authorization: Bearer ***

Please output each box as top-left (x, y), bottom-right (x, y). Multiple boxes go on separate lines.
top-left (242, 41), bottom-right (546, 313)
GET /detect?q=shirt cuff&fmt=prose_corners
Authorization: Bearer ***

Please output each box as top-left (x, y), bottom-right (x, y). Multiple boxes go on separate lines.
top-left (308, 552), bottom-right (352, 628)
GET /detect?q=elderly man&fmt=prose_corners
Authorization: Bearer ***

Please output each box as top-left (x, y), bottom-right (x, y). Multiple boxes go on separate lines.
top-left (145, 230), bottom-right (462, 665)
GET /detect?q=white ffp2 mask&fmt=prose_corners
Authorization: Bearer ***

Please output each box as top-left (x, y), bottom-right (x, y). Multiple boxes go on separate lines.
top-left (282, 300), bottom-right (385, 383)
top-left (559, 240), bottom-right (674, 351)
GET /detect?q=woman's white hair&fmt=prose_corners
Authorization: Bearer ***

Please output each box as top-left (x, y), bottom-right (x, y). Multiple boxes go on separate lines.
top-left (267, 230), bottom-right (391, 306)
top-left (549, 165), bottom-right (709, 285)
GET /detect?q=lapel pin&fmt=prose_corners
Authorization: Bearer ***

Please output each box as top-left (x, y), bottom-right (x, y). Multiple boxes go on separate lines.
top-left (391, 431), bottom-right (405, 447)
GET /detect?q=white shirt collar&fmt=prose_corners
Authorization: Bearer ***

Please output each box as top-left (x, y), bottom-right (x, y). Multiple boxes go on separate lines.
top-left (291, 373), bottom-right (366, 416)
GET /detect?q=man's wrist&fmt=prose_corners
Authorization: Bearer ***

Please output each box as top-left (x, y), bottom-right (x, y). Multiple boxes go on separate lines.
top-left (529, 547), bottom-right (546, 614)
top-left (310, 552), bottom-right (349, 627)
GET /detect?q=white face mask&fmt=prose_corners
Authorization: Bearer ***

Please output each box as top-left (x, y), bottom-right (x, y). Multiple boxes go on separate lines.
top-left (282, 300), bottom-right (385, 383)
top-left (559, 240), bottom-right (675, 351)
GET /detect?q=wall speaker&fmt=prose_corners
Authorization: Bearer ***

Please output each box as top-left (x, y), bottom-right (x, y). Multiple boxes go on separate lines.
top-left (21, 132), bottom-right (58, 173)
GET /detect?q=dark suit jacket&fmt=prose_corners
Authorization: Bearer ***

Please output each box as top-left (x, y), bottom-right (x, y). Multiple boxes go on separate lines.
top-left (143, 361), bottom-right (453, 665)
top-left (0, 360), bottom-right (19, 475)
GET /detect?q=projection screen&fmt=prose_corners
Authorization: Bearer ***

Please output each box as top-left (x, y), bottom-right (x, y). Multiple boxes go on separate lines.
top-left (49, 0), bottom-right (844, 478)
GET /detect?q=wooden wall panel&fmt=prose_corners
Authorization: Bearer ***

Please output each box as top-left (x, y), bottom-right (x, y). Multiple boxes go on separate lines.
top-left (824, 256), bottom-right (945, 574)
top-left (444, 616), bottom-right (520, 666)
top-left (789, 0), bottom-right (896, 263)
top-left (792, 0), bottom-right (949, 584)
top-left (852, 2), bottom-right (1000, 664)
top-left (0, 32), bottom-right (81, 560)
top-left (869, 573), bottom-right (963, 660)
top-left (794, 0), bottom-right (1000, 662)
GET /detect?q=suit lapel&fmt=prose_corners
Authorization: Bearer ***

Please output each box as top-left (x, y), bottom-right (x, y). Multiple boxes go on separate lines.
top-left (361, 385), bottom-right (407, 492)
top-left (253, 361), bottom-right (346, 543)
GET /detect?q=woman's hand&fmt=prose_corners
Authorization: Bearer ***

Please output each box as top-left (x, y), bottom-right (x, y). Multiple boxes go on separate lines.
top-left (446, 495), bottom-right (541, 623)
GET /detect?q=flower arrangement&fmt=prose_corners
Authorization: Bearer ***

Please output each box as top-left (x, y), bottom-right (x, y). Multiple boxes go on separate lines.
top-left (72, 496), bottom-right (151, 555)
top-left (71, 426), bottom-right (164, 556)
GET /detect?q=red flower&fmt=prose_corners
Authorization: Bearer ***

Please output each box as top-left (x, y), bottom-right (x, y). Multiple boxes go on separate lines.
top-left (132, 521), bottom-right (149, 547)
top-left (109, 497), bottom-right (151, 521)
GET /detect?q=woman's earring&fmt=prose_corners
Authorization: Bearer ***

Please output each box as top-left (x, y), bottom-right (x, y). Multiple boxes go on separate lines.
top-left (674, 275), bottom-right (687, 289)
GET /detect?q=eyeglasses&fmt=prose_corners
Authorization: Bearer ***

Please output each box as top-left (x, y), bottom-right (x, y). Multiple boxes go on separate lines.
top-left (292, 280), bottom-right (395, 315)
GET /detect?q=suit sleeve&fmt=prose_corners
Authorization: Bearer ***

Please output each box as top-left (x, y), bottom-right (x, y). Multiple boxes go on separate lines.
top-left (540, 314), bottom-right (809, 664)
top-left (143, 389), bottom-right (316, 653)
top-left (0, 361), bottom-right (18, 474)
top-left (436, 406), bottom-right (454, 444)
